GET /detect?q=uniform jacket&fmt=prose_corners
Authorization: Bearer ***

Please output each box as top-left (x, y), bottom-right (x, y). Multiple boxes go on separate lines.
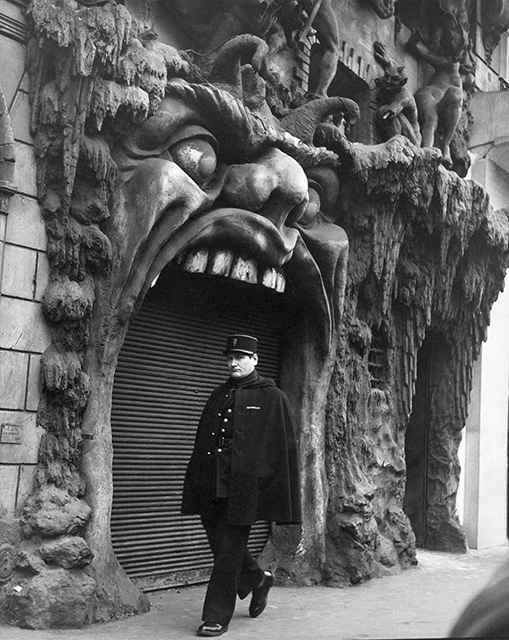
top-left (181, 373), bottom-right (302, 526)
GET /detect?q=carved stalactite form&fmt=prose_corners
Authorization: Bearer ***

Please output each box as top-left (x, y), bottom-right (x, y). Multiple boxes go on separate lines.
top-left (322, 135), bottom-right (509, 584)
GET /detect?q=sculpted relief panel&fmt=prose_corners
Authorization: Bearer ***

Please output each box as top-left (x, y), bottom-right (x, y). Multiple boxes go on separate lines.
top-left (2, 0), bottom-right (509, 629)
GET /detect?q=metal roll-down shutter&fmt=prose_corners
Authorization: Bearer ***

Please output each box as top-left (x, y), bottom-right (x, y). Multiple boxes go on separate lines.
top-left (111, 264), bottom-right (286, 591)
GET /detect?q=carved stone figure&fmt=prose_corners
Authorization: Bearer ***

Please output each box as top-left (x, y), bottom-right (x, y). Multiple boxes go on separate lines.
top-left (373, 42), bottom-right (421, 146)
top-left (406, 28), bottom-right (464, 168)
top-left (302, 0), bottom-right (341, 97)
top-left (304, 0), bottom-right (394, 99)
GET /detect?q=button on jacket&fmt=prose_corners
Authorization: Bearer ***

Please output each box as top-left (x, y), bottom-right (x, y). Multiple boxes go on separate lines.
top-left (182, 374), bottom-right (302, 526)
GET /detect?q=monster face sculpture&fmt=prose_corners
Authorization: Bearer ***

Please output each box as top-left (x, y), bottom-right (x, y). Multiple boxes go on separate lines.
top-left (109, 59), bottom-right (357, 353)
top-left (85, 39), bottom-right (358, 591)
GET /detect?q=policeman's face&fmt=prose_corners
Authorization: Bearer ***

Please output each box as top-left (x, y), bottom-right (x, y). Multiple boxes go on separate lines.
top-left (226, 352), bottom-right (258, 379)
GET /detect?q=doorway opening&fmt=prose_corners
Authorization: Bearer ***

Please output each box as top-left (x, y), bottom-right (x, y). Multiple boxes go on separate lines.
top-left (110, 263), bottom-right (292, 590)
top-left (403, 336), bottom-right (437, 547)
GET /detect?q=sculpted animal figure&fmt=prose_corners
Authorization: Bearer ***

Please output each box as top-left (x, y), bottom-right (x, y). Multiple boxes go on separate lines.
top-left (373, 42), bottom-right (421, 146)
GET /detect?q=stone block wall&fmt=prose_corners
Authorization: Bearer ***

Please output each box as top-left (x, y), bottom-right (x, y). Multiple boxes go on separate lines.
top-left (0, 0), bottom-right (49, 525)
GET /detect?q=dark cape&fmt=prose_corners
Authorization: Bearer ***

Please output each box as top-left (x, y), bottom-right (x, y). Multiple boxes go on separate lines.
top-left (181, 373), bottom-right (302, 526)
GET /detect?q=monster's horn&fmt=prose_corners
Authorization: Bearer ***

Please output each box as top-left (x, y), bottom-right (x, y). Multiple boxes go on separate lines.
top-left (207, 35), bottom-right (269, 101)
top-left (281, 97), bottom-right (360, 144)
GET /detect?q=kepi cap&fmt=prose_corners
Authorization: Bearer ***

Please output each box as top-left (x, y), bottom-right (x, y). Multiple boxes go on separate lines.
top-left (223, 334), bottom-right (258, 356)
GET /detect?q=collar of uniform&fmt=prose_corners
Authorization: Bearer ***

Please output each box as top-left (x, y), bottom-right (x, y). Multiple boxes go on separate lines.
top-left (230, 369), bottom-right (259, 389)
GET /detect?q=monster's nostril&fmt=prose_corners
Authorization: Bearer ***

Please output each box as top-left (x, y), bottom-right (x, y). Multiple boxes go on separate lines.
top-left (298, 187), bottom-right (321, 227)
top-left (285, 200), bottom-right (308, 228)
top-left (286, 184), bottom-right (321, 229)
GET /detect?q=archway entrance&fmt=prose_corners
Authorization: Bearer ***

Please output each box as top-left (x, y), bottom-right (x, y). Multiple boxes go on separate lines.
top-left (110, 263), bottom-right (288, 590)
top-left (403, 339), bottom-right (432, 547)
top-left (404, 332), bottom-right (469, 551)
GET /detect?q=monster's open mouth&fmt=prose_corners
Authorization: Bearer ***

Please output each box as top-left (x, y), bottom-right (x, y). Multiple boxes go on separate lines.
top-left (155, 205), bottom-right (346, 352)
top-left (126, 167), bottom-right (345, 352)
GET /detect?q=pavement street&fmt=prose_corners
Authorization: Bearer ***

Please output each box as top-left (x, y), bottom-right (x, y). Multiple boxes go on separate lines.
top-left (1, 546), bottom-right (508, 640)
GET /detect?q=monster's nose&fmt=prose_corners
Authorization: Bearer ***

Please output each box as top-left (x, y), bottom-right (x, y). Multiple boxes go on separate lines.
top-left (221, 148), bottom-right (309, 230)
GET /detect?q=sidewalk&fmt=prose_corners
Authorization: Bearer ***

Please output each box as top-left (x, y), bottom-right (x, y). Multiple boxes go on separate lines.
top-left (2, 546), bottom-right (508, 640)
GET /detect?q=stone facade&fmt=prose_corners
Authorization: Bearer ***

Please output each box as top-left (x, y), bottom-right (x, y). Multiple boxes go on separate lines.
top-left (0, 0), bottom-right (49, 591)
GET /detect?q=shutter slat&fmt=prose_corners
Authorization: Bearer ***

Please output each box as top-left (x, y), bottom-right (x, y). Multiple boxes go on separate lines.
top-left (111, 266), bottom-right (283, 590)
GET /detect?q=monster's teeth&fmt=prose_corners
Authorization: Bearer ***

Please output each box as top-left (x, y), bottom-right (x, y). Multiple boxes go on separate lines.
top-left (262, 268), bottom-right (286, 293)
top-left (209, 250), bottom-right (233, 277)
top-left (181, 248), bottom-right (209, 273)
top-left (230, 256), bottom-right (258, 284)
top-left (178, 248), bottom-right (285, 292)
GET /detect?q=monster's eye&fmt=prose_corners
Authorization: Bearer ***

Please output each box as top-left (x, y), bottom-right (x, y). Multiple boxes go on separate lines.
top-left (300, 184), bottom-right (321, 227)
top-left (167, 126), bottom-right (218, 185)
top-left (170, 138), bottom-right (217, 183)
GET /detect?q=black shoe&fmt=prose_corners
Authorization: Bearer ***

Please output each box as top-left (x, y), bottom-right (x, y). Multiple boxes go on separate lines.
top-left (249, 570), bottom-right (274, 618)
top-left (197, 622), bottom-right (228, 637)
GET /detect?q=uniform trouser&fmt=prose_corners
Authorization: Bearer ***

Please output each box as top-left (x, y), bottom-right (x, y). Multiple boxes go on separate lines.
top-left (201, 499), bottom-right (264, 626)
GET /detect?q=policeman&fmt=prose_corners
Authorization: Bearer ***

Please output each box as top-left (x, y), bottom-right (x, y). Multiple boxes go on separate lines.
top-left (182, 334), bottom-right (302, 637)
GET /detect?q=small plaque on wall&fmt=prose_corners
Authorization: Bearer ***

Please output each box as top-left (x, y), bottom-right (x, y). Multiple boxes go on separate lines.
top-left (0, 424), bottom-right (23, 444)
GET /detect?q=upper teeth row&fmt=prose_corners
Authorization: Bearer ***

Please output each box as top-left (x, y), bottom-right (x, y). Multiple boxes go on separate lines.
top-left (176, 248), bottom-right (286, 292)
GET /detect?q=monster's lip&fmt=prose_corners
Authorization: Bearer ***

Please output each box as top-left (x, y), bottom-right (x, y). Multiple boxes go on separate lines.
top-left (173, 208), bottom-right (299, 292)
top-left (181, 208), bottom-right (299, 262)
